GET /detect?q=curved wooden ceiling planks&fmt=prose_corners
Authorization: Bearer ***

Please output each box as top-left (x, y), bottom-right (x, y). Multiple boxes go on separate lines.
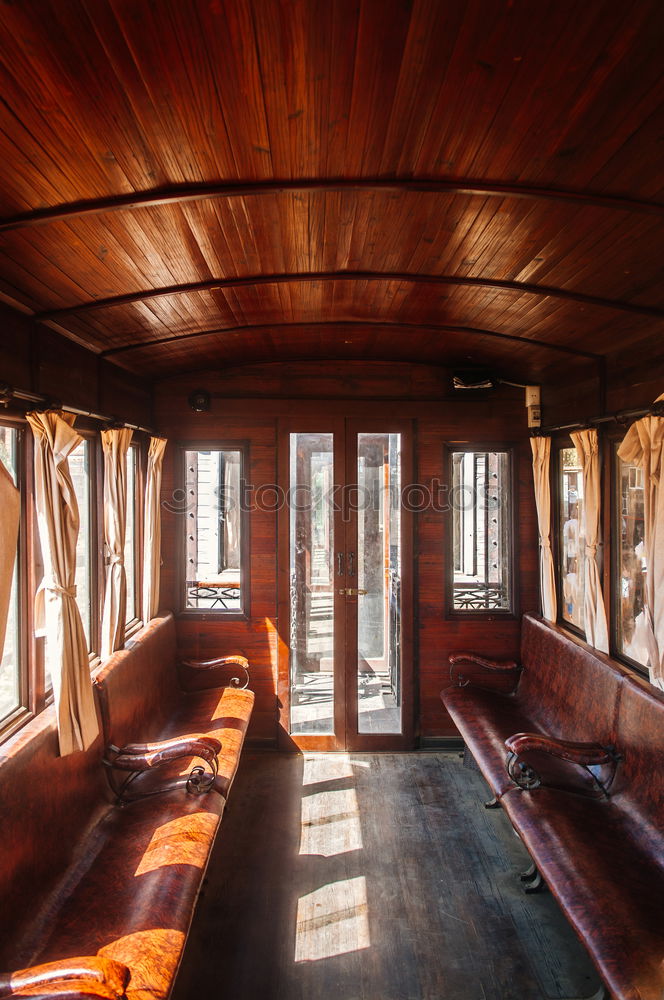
top-left (34, 271), bottom-right (664, 323)
top-left (1, 178), bottom-right (663, 233)
top-left (0, 0), bottom-right (662, 381)
top-left (94, 321), bottom-right (602, 385)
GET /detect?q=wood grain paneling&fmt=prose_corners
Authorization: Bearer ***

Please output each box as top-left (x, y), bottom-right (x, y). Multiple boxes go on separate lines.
top-left (0, 0), bottom-right (662, 388)
top-left (416, 406), bottom-right (538, 739)
top-left (0, 304), bottom-right (152, 423)
top-left (157, 405), bottom-right (278, 743)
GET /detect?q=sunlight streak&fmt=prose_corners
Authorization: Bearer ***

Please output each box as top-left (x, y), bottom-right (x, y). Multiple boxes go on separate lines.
top-left (295, 877), bottom-right (370, 962)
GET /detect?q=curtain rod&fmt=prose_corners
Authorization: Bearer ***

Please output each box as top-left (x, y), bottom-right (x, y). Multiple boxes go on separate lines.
top-left (0, 383), bottom-right (156, 436)
top-left (533, 401), bottom-right (664, 437)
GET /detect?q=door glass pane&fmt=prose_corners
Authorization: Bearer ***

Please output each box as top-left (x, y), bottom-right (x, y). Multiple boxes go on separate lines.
top-left (357, 433), bottom-right (402, 734)
top-left (289, 433), bottom-right (334, 735)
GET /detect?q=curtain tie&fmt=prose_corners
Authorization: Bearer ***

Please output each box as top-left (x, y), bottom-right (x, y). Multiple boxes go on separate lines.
top-left (539, 535), bottom-right (552, 550)
top-left (108, 553), bottom-right (124, 567)
top-left (46, 583), bottom-right (77, 598)
top-left (585, 543), bottom-right (598, 558)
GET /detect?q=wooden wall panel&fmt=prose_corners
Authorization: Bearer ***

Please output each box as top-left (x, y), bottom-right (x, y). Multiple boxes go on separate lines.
top-left (155, 363), bottom-right (539, 745)
top-left (157, 405), bottom-right (279, 744)
top-left (416, 408), bottom-right (539, 740)
top-left (0, 303), bottom-right (152, 424)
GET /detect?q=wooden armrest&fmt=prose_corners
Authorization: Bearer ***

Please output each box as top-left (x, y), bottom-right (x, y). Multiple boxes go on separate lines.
top-left (505, 732), bottom-right (622, 795)
top-left (178, 654), bottom-right (250, 691)
top-left (0, 958), bottom-right (129, 999)
top-left (107, 735), bottom-right (221, 772)
top-left (448, 652), bottom-right (520, 688)
top-left (182, 655), bottom-right (249, 671)
top-left (449, 653), bottom-right (519, 671)
top-left (505, 732), bottom-right (617, 766)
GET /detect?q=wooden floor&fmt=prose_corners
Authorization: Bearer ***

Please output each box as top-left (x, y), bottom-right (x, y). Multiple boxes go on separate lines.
top-left (173, 752), bottom-right (599, 1000)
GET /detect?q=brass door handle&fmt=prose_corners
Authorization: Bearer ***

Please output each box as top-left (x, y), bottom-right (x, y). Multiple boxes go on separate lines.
top-left (338, 588), bottom-right (367, 596)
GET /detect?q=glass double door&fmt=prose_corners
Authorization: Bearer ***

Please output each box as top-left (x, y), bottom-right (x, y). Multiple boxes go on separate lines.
top-left (278, 418), bottom-right (413, 750)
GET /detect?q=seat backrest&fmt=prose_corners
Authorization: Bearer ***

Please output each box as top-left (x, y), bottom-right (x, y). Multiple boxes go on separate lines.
top-left (93, 613), bottom-right (180, 750)
top-left (0, 712), bottom-right (106, 967)
top-left (613, 674), bottom-right (664, 841)
top-left (518, 615), bottom-right (624, 741)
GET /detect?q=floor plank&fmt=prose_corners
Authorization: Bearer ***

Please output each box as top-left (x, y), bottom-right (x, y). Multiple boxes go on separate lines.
top-left (173, 752), bottom-right (600, 1000)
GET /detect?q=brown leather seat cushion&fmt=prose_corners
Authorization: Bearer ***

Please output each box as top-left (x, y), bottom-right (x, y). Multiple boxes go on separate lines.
top-left (502, 786), bottom-right (664, 1000)
top-left (31, 789), bottom-right (225, 1000)
top-left (443, 685), bottom-right (605, 797)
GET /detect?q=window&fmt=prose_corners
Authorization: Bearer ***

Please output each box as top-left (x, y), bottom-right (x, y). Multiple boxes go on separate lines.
top-left (124, 444), bottom-right (140, 627)
top-left (183, 447), bottom-right (246, 615)
top-left (614, 446), bottom-right (649, 670)
top-left (69, 440), bottom-right (94, 652)
top-left (448, 448), bottom-right (513, 613)
top-left (1, 417), bottom-right (148, 745)
top-left (0, 425), bottom-right (21, 724)
top-left (558, 446), bottom-right (585, 630)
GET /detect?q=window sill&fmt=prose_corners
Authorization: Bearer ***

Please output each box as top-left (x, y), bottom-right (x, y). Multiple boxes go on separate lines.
top-left (445, 609), bottom-right (517, 622)
top-left (124, 618), bottom-right (144, 642)
top-left (0, 705), bottom-right (36, 747)
top-left (176, 609), bottom-right (250, 623)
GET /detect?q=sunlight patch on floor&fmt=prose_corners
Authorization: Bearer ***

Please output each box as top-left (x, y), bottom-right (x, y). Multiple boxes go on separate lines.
top-left (302, 753), bottom-right (356, 786)
top-left (294, 876), bottom-right (370, 962)
top-left (300, 786), bottom-right (363, 856)
top-left (300, 754), bottom-right (364, 857)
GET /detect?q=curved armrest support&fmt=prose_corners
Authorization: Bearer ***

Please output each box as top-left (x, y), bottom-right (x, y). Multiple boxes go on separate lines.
top-left (179, 655), bottom-right (250, 691)
top-left (0, 958), bottom-right (129, 999)
top-left (108, 735), bottom-right (222, 772)
top-left (104, 736), bottom-right (222, 801)
top-left (448, 652), bottom-right (521, 688)
top-left (505, 732), bottom-right (622, 796)
top-left (505, 732), bottom-right (616, 766)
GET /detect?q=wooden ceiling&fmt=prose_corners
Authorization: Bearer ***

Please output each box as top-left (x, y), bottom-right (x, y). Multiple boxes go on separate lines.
top-left (0, 0), bottom-right (663, 385)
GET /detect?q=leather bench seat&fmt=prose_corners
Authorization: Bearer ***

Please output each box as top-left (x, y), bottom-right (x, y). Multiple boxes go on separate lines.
top-left (443, 615), bottom-right (627, 802)
top-left (0, 612), bottom-right (254, 1000)
top-left (502, 785), bottom-right (663, 1000)
top-left (444, 684), bottom-right (608, 798)
top-left (94, 616), bottom-right (254, 803)
top-left (441, 614), bottom-right (664, 1000)
top-left (19, 789), bottom-right (225, 1000)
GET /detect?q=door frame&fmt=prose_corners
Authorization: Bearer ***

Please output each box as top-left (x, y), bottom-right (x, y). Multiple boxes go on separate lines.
top-left (276, 414), bottom-right (414, 751)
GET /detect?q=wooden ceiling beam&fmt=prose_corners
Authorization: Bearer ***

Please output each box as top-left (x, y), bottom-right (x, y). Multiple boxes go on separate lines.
top-left (1, 178), bottom-right (663, 233)
top-left (98, 320), bottom-right (600, 361)
top-left (35, 271), bottom-right (664, 322)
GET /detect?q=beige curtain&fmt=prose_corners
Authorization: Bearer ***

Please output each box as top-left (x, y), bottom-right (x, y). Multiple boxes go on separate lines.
top-left (570, 429), bottom-right (609, 652)
top-left (531, 436), bottom-right (557, 622)
top-left (142, 436), bottom-right (167, 622)
top-left (27, 411), bottom-right (99, 754)
top-left (617, 395), bottom-right (664, 689)
top-left (0, 458), bottom-right (20, 660)
top-left (101, 427), bottom-right (133, 658)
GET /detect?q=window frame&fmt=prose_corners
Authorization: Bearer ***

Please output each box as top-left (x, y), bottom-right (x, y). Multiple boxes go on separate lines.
top-left (610, 435), bottom-right (649, 679)
top-left (177, 440), bottom-right (251, 622)
top-left (444, 443), bottom-right (517, 621)
top-left (553, 437), bottom-right (586, 641)
top-left (0, 416), bottom-right (151, 746)
top-left (0, 419), bottom-right (30, 738)
top-left (69, 429), bottom-right (103, 664)
top-left (123, 440), bottom-right (145, 639)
